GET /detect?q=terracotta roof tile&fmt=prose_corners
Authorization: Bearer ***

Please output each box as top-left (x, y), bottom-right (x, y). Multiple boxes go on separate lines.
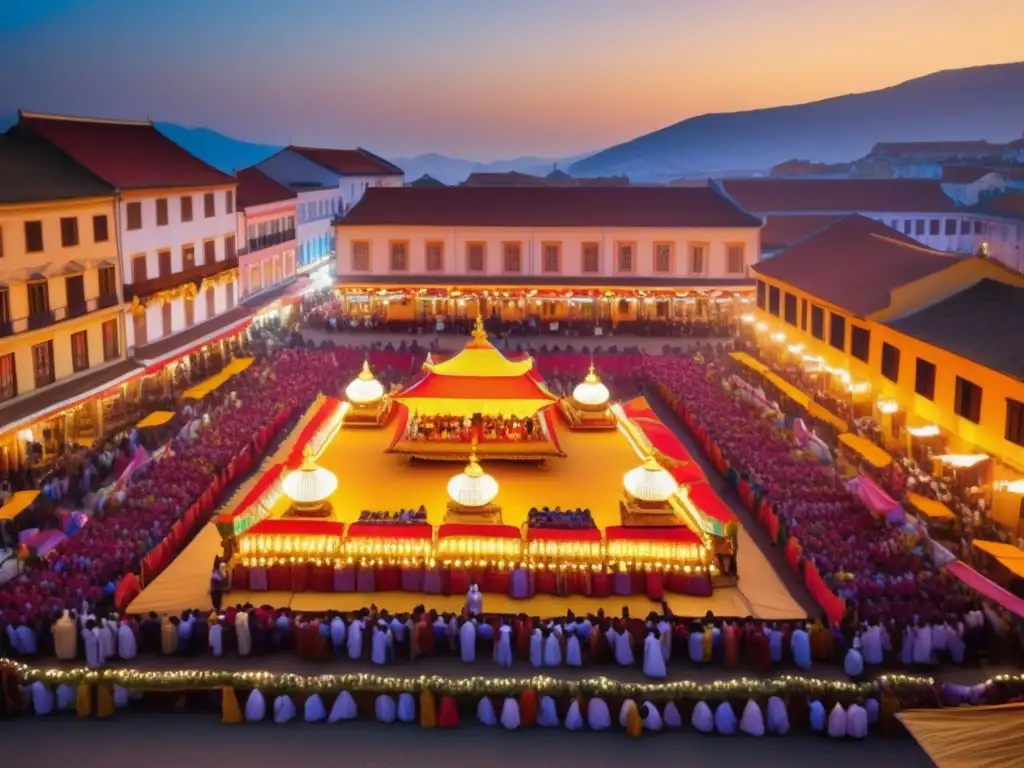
top-left (0, 133), bottom-right (113, 203)
top-left (940, 165), bottom-right (1004, 184)
top-left (236, 167), bottom-right (296, 208)
top-left (886, 279), bottom-right (1024, 380)
top-left (17, 112), bottom-right (235, 190)
top-left (462, 171), bottom-right (545, 186)
top-left (721, 178), bottom-right (958, 213)
top-left (981, 191), bottom-right (1024, 217)
top-left (752, 214), bottom-right (966, 316)
top-left (289, 146), bottom-right (403, 176)
top-left (337, 186), bottom-right (762, 228)
top-left (760, 214), bottom-right (842, 250)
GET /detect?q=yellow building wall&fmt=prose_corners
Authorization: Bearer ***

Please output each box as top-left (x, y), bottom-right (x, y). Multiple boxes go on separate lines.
top-left (752, 274), bottom-right (1024, 530)
top-left (0, 195), bottom-right (127, 402)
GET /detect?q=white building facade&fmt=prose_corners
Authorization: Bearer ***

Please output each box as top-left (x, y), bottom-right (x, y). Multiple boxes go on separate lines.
top-left (235, 168), bottom-right (298, 300)
top-left (254, 146), bottom-right (403, 272)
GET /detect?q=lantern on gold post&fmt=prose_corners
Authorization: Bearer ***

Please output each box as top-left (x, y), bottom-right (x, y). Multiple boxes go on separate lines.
top-left (342, 360), bottom-right (391, 426)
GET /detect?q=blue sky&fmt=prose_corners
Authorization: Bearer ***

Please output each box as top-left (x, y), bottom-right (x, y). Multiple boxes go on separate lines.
top-left (1, 0), bottom-right (1021, 159)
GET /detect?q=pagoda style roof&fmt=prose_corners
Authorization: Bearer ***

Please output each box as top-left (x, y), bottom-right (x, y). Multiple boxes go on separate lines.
top-left (395, 317), bottom-right (557, 417)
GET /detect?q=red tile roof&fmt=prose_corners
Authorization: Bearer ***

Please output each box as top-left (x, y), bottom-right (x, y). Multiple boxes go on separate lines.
top-left (983, 191), bottom-right (1024, 217)
top-left (761, 214), bottom-right (842, 250)
top-left (17, 111), bottom-right (236, 190)
top-left (288, 146), bottom-right (403, 176)
top-left (337, 186), bottom-right (763, 228)
top-left (462, 171), bottom-right (545, 187)
top-left (721, 178), bottom-right (958, 214)
top-left (752, 214), bottom-right (966, 316)
top-left (236, 167), bottom-right (296, 208)
top-left (871, 141), bottom-right (1003, 157)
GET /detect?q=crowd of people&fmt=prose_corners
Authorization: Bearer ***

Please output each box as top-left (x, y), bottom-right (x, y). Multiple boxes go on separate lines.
top-left (527, 507), bottom-right (597, 530)
top-left (401, 412), bottom-right (545, 444)
top-left (356, 507), bottom-right (429, 525)
top-left (645, 354), bottom-right (985, 628)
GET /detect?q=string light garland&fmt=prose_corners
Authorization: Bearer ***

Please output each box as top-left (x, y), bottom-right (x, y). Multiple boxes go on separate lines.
top-left (9, 659), bottom-right (999, 700)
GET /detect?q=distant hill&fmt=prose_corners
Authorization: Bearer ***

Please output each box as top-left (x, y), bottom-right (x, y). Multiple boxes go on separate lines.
top-left (391, 153), bottom-right (589, 185)
top-left (152, 124), bottom-right (280, 173)
top-left (570, 62), bottom-right (1024, 181)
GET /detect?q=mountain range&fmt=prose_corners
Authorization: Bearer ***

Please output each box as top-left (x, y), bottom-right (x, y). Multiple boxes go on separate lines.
top-left (570, 62), bottom-right (1024, 181)
top-left (3, 61), bottom-right (1022, 183)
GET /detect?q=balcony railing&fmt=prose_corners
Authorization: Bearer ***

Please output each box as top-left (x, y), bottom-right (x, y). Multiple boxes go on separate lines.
top-left (0, 293), bottom-right (122, 338)
top-left (238, 230), bottom-right (296, 256)
top-left (125, 255), bottom-right (239, 302)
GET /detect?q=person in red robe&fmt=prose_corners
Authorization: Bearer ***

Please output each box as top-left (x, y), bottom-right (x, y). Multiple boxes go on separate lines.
top-left (723, 620), bottom-right (740, 668)
top-left (747, 620), bottom-right (771, 673)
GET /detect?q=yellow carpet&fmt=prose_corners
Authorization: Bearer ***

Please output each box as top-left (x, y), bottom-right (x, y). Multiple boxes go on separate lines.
top-left (129, 421), bottom-right (806, 620)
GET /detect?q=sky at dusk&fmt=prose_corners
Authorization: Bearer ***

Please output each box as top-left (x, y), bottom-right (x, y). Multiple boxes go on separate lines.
top-left (0, 0), bottom-right (1021, 160)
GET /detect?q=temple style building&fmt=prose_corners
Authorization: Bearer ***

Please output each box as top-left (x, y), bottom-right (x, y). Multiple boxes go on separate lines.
top-left (332, 184), bottom-right (762, 326)
top-left (0, 132), bottom-right (130, 471)
top-left (749, 214), bottom-right (1024, 530)
top-left (13, 112), bottom-right (242, 367)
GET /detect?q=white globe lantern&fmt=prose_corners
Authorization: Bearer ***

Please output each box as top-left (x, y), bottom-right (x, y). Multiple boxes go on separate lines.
top-left (282, 448), bottom-right (338, 510)
top-left (623, 455), bottom-right (678, 503)
top-left (345, 360), bottom-right (385, 405)
top-left (572, 363), bottom-right (610, 408)
top-left (447, 450), bottom-right (499, 508)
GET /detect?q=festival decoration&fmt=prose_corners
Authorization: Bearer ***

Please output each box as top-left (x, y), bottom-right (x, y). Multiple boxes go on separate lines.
top-left (446, 448), bottom-right (500, 508)
top-left (623, 455), bottom-right (678, 503)
top-left (345, 361), bottom-right (386, 405)
top-left (281, 448), bottom-right (338, 516)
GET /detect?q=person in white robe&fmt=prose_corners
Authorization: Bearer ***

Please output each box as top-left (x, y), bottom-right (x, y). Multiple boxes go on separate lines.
top-left (565, 698), bottom-right (584, 730)
top-left (99, 619), bottom-right (116, 661)
top-left (235, 612), bottom-right (252, 657)
top-left (209, 620), bottom-right (224, 657)
top-left (543, 630), bottom-right (562, 667)
top-left (397, 692), bottom-right (417, 723)
top-left (529, 627), bottom-right (544, 668)
top-left (688, 624), bottom-right (704, 663)
top-left (587, 697), bottom-right (611, 730)
top-left (900, 623), bottom-right (914, 666)
top-left (116, 621), bottom-right (137, 660)
top-left (614, 628), bottom-right (634, 666)
top-left (477, 696), bottom-right (498, 726)
top-left (371, 625), bottom-right (391, 665)
top-left (330, 615), bottom-right (346, 654)
top-left (642, 703), bottom-right (663, 732)
top-left (347, 616), bottom-right (364, 660)
top-left (328, 691), bottom-right (357, 722)
top-left (860, 621), bottom-right (884, 666)
top-left (32, 682), bottom-right (53, 715)
top-left (273, 695), bottom-right (296, 724)
top-left (566, 633), bottom-right (582, 667)
top-left (447, 615), bottom-right (460, 652)
top-left (459, 619), bottom-right (477, 663)
top-left (912, 619), bottom-right (933, 666)
top-left (809, 700), bottom-right (826, 732)
top-left (16, 623), bottom-right (37, 655)
top-left (575, 616), bottom-right (592, 643)
top-left (538, 695), bottom-right (559, 727)
top-left (500, 696), bottom-right (521, 730)
top-left (846, 702), bottom-right (868, 739)
top-left (827, 703), bottom-right (847, 738)
top-left (244, 689), bottom-right (266, 721)
top-left (865, 698), bottom-right (880, 725)
top-left (57, 684), bottom-right (75, 711)
top-left (844, 644), bottom-right (864, 678)
top-left (663, 701), bottom-right (682, 729)
top-left (739, 700), bottom-right (765, 736)
top-left (714, 702), bottom-right (737, 734)
top-left (304, 694), bottom-right (326, 722)
top-left (642, 631), bottom-right (667, 679)
top-left (691, 701), bottom-right (714, 733)
top-left (766, 696), bottom-right (789, 735)
top-left (83, 623), bottom-right (102, 669)
top-left (605, 623), bottom-right (618, 653)
top-left (494, 621), bottom-right (513, 668)
top-left (466, 583), bottom-right (483, 615)
top-left (5, 624), bottom-right (19, 654)
top-left (790, 624), bottom-right (811, 670)
top-left (375, 694), bottom-right (397, 723)
top-left (948, 620), bottom-right (966, 664)
top-left (657, 618), bottom-right (672, 662)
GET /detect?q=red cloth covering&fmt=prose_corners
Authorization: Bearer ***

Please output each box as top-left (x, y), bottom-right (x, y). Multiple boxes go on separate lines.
top-left (483, 569), bottom-right (510, 595)
top-left (399, 371), bottom-right (557, 403)
top-left (437, 523), bottom-right (521, 540)
top-left (685, 482), bottom-right (737, 528)
top-left (645, 571), bottom-right (665, 601)
top-left (591, 572), bottom-right (612, 597)
top-left (449, 569), bottom-right (470, 595)
top-left (347, 523), bottom-right (432, 540)
top-left (604, 526), bottom-right (701, 544)
top-left (376, 567), bottom-right (401, 592)
top-left (232, 564), bottom-right (250, 590)
top-left (310, 565), bottom-right (333, 592)
top-left (804, 562), bottom-right (845, 624)
top-left (290, 564), bottom-right (311, 591)
top-left (246, 519), bottom-right (346, 537)
top-left (268, 564), bottom-right (292, 591)
top-left (535, 570), bottom-right (558, 594)
top-left (284, 397), bottom-right (347, 467)
top-left (526, 528), bottom-right (602, 542)
top-left (946, 561), bottom-right (1024, 618)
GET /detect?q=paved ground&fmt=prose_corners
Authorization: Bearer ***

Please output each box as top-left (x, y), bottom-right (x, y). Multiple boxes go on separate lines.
top-left (0, 714), bottom-right (935, 767)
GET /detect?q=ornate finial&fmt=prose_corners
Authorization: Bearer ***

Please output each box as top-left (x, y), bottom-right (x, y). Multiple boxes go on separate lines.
top-left (465, 442), bottom-right (483, 477)
top-left (473, 314), bottom-right (486, 336)
top-left (584, 361), bottom-right (599, 384)
top-left (301, 446), bottom-right (316, 468)
top-left (358, 359), bottom-right (374, 380)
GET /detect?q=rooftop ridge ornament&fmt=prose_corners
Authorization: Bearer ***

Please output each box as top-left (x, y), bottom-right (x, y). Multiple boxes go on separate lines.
top-left (467, 314), bottom-right (490, 347)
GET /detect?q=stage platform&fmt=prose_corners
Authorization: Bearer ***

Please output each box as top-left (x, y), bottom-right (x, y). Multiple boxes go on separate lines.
top-left (127, 519), bottom-right (805, 619)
